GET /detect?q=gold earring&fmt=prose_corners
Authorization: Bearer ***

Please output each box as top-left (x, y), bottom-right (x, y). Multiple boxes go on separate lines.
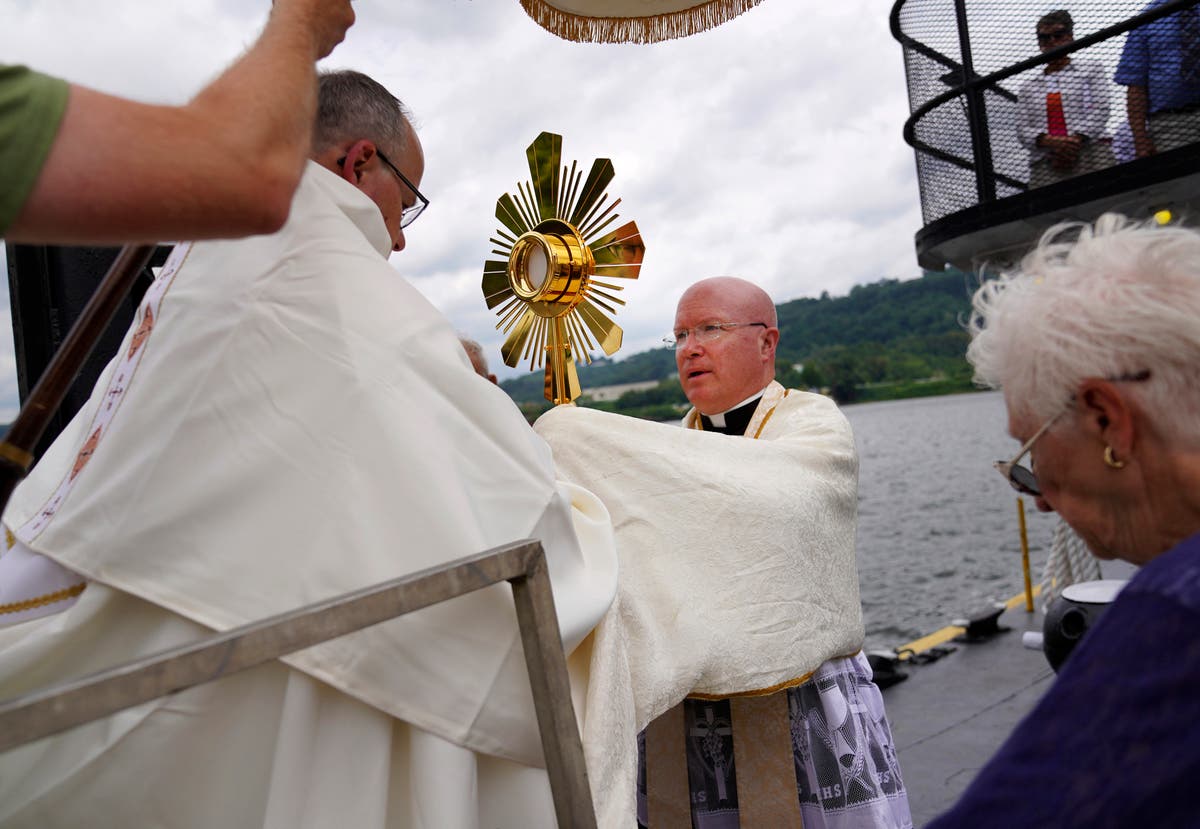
top-left (1103, 446), bottom-right (1125, 469)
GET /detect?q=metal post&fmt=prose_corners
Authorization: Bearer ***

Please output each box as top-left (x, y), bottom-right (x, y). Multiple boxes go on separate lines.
top-left (510, 548), bottom-right (599, 828)
top-left (953, 0), bottom-right (997, 203)
top-left (0, 538), bottom-right (600, 829)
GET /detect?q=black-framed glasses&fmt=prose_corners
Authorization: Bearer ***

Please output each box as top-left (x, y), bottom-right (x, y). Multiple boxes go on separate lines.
top-left (375, 149), bottom-right (430, 229)
top-left (993, 370), bottom-right (1152, 497)
top-left (336, 152), bottom-right (430, 229)
top-left (663, 322), bottom-right (767, 350)
top-left (1037, 28), bottom-right (1071, 43)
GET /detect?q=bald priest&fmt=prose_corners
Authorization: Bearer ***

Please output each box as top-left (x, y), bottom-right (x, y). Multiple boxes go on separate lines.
top-left (536, 277), bottom-right (912, 829)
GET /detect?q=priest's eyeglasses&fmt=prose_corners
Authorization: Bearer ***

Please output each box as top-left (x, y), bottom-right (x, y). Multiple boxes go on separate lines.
top-left (376, 149), bottom-right (430, 229)
top-left (994, 370), bottom-right (1151, 497)
top-left (338, 150), bottom-right (430, 229)
top-left (664, 322), bottom-right (767, 350)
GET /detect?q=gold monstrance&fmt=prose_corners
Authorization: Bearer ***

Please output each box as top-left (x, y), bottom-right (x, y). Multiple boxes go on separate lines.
top-left (481, 132), bottom-right (646, 404)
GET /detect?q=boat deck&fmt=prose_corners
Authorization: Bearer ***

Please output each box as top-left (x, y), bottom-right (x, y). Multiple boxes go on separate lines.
top-left (883, 603), bottom-right (1048, 823)
top-left (882, 561), bottom-right (1135, 824)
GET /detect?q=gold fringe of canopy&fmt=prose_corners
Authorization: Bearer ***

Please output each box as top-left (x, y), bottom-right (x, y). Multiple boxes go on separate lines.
top-left (519, 0), bottom-right (765, 44)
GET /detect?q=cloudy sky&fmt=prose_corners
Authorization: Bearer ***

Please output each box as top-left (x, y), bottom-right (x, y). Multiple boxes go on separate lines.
top-left (1, 0), bottom-right (927, 410)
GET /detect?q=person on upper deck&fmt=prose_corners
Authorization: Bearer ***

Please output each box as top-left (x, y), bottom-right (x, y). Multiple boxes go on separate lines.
top-left (536, 277), bottom-right (911, 828)
top-left (1114, 0), bottom-right (1200, 157)
top-left (1, 0), bottom-right (354, 245)
top-left (1015, 10), bottom-right (1115, 188)
top-left (929, 214), bottom-right (1200, 827)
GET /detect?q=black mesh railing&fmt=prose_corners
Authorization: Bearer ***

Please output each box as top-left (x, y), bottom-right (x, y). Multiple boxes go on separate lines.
top-left (892, 0), bottom-right (1200, 228)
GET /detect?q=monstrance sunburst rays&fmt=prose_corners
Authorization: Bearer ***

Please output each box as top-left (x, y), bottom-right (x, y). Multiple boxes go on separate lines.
top-left (481, 132), bottom-right (645, 404)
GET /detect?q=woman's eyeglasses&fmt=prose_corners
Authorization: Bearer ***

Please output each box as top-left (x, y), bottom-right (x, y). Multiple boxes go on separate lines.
top-left (994, 411), bottom-right (1062, 496)
top-left (994, 370), bottom-right (1151, 496)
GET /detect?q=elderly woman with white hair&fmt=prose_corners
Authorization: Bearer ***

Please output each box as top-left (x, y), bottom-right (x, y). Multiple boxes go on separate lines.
top-left (929, 214), bottom-right (1200, 826)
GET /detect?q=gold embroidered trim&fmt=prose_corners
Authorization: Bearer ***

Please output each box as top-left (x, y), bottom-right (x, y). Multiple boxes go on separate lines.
top-left (15, 242), bottom-right (193, 544)
top-left (0, 441), bottom-right (34, 471)
top-left (0, 582), bottom-right (86, 615)
top-left (685, 650), bottom-right (863, 700)
top-left (750, 394), bottom-right (784, 439)
top-left (519, 0), bottom-right (765, 44)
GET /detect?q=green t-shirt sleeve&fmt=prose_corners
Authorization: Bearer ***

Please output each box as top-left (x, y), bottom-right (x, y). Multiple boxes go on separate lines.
top-left (0, 65), bottom-right (70, 236)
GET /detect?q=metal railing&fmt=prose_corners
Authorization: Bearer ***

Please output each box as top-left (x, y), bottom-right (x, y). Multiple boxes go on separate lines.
top-left (891, 0), bottom-right (1200, 222)
top-left (0, 538), bottom-right (596, 828)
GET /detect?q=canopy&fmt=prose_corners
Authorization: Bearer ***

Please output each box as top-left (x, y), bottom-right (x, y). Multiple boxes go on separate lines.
top-left (520, 0), bottom-right (765, 43)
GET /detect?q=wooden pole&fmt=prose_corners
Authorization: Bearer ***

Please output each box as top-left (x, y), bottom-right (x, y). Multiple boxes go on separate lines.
top-left (0, 243), bottom-right (156, 513)
top-left (1017, 496), bottom-right (1034, 612)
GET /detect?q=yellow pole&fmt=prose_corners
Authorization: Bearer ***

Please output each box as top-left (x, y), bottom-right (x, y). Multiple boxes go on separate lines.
top-left (1017, 497), bottom-right (1034, 612)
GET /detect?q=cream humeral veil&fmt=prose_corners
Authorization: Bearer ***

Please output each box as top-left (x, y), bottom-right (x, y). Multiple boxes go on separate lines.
top-left (1, 163), bottom-right (617, 770)
top-left (534, 385), bottom-right (865, 823)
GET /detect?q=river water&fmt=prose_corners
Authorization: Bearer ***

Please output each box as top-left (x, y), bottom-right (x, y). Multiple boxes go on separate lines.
top-left (843, 390), bottom-right (1061, 651)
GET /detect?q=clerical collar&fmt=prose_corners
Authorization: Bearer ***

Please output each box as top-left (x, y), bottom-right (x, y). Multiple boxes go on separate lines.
top-left (699, 391), bottom-right (765, 435)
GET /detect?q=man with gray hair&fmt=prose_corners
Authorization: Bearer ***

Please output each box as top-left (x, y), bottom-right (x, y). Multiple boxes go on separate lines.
top-left (0, 70), bottom-right (616, 827)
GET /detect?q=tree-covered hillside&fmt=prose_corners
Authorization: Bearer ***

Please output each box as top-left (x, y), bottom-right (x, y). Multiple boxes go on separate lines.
top-left (501, 269), bottom-right (982, 419)
top-left (774, 269), bottom-right (976, 357)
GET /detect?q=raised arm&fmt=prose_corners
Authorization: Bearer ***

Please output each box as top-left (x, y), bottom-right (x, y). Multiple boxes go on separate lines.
top-left (5, 0), bottom-right (354, 245)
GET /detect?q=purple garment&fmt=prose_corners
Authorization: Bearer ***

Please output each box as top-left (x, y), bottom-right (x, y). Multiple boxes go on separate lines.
top-left (929, 530), bottom-right (1200, 828)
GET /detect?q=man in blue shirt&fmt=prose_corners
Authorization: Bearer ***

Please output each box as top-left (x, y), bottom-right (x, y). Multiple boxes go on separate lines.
top-left (1114, 0), bottom-right (1200, 157)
